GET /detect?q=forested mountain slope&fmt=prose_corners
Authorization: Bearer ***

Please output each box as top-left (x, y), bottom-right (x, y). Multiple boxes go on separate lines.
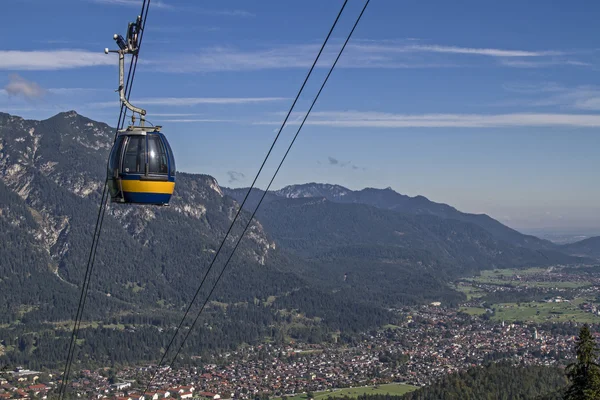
top-left (400, 362), bottom-right (567, 400)
top-left (0, 111), bottom-right (388, 367)
top-left (223, 183), bottom-right (557, 251)
top-left (0, 111), bottom-right (293, 318)
top-left (252, 197), bottom-right (583, 306)
top-left (560, 236), bottom-right (600, 259)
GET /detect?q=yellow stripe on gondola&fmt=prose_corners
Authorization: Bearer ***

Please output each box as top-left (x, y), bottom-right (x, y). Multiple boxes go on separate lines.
top-left (121, 180), bottom-right (175, 194)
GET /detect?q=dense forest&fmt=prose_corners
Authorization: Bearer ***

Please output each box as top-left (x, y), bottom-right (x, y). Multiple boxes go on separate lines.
top-left (317, 363), bottom-right (566, 400)
top-left (400, 362), bottom-right (568, 400)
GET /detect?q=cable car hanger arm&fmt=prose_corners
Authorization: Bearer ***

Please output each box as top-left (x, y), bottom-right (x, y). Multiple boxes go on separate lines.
top-left (104, 16), bottom-right (148, 126)
top-left (115, 50), bottom-right (147, 120)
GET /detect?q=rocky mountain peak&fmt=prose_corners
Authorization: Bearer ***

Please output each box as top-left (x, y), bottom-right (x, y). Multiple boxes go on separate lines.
top-left (0, 111), bottom-right (275, 271)
top-left (274, 182), bottom-right (350, 199)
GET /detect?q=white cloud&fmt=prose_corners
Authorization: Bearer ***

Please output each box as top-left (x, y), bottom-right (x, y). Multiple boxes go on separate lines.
top-left (2, 41), bottom-right (588, 73)
top-left (47, 88), bottom-right (106, 95)
top-left (405, 44), bottom-right (563, 57)
top-left (501, 83), bottom-right (565, 94)
top-left (575, 97), bottom-right (600, 110)
top-left (352, 42), bottom-right (565, 58)
top-left (254, 111), bottom-right (600, 128)
top-left (196, 9), bottom-right (255, 17)
top-left (1, 86), bottom-right (109, 97)
top-left (138, 97), bottom-right (289, 106)
top-left (37, 39), bottom-right (75, 45)
top-left (89, 0), bottom-right (252, 15)
top-left (89, 0), bottom-right (172, 9)
top-left (0, 50), bottom-right (114, 70)
top-left (150, 41), bottom-right (589, 73)
top-left (499, 83), bottom-right (600, 111)
top-left (153, 118), bottom-right (238, 123)
top-left (92, 97), bottom-right (289, 108)
top-left (499, 59), bottom-right (591, 68)
top-left (150, 113), bottom-right (206, 117)
top-left (3, 74), bottom-right (46, 99)
top-left (152, 26), bottom-right (220, 34)
top-left (152, 45), bottom-right (321, 73)
top-left (150, 43), bottom-right (458, 73)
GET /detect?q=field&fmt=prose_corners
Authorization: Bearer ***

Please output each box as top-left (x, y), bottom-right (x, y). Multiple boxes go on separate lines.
top-left (288, 383), bottom-right (418, 400)
top-left (456, 266), bottom-right (600, 324)
top-left (490, 299), bottom-right (600, 324)
top-left (464, 268), bottom-right (590, 289)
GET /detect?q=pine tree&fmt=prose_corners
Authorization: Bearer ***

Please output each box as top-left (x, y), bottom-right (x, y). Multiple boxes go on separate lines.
top-left (564, 324), bottom-right (600, 400)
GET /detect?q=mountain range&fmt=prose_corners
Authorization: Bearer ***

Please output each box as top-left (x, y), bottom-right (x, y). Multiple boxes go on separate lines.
top-left (223, 184), bottom-right (557, 250)
top-left (222, 184), bottom-right (598, 259)
top-left (0, 110), bottom-right (596, 369)
top-left (560, 236), bottom-right (600, 259)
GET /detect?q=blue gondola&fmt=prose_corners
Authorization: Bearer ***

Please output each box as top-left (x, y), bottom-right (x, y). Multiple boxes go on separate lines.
top-left (104, 16), bottom-right (176, 205)
top-left (107, 128), bottom-right (176, 205)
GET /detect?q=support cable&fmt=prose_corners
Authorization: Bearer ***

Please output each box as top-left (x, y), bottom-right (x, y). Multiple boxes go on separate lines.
top-left (142, 0), bottom-right (370, 395)
top-left (166, 0), bottom-right (371, 369)
top-left (140, 0), bottom-right (351, 395)
top-left (57, 1), bottom-right (151, 398)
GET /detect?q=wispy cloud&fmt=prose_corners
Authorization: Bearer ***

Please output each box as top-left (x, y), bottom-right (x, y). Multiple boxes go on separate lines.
top-left (153, 118), bottom-right (238, 123)
top-left (0, 49), bottom-right (113, 70)
top-left (499, 59), bottom-right (592, 68)
top-left (326, 156), bottom-right (363, 170)
top-left (328, 156), bottom-right (340, 165)
top-left (501, 82), bottom-right (566, 94)
top-left (152, 26), bottom-right (220, 34)
top-left (89, 0), bottom-right (172, 9)
top-left (137, 97), bottom-right (289, 106)
top-left (138, 109), bottom-right (600, 128)
top-left (404, 44), bottom-right (563, 57)
top-left (499, 83), bottom-right (600, 111)
top-left (254, 111), bottom-right (600, 128)
top-left (150, 41), bottom-right (590, 73)
top-left (0, 106), bottom-right (39, 114)
top-left (4, 41), bottom-right (588, 72)
top-left (150, 113), bottom-right (206, 117)
top-left (149, 42), bottom-right (458, 72)
top-left (89, 0), bottom-right (253, 15)
top-left (197, 9), bottom-right (255, 17)
top-left (92, 97), bottom-right (289, 108)
top-left (36, 39), bottom-right (75, 45)
top-left (327, 156), bottom-right (351, 167)
top-left (3, 74), bottom-right (46, 99)
top-left (575, 98), bottom-right (600, 110)
top-left (47, 87), bottom-right (105, 95)
top-left (227, 171), bottom-right (245, 183)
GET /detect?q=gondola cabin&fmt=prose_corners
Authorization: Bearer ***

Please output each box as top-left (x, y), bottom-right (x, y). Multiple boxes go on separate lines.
top-left (107, 127), bottom-right (176, 205)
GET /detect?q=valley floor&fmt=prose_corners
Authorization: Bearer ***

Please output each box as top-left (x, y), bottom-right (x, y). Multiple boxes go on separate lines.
top-left (8, 302), bottom-right (582, 399)
top-left (455, 265), bottom-right (600, 324)
top-left (5, 264), bottom-right (599, 399)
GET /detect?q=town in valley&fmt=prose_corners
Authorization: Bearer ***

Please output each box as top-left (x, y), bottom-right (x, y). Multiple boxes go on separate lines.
top-left (2, 264), bottom-right (599, 399)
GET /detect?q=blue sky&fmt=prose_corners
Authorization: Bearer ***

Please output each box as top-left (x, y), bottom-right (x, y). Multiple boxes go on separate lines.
top-left (1, 0), bottom-right (600, 232)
